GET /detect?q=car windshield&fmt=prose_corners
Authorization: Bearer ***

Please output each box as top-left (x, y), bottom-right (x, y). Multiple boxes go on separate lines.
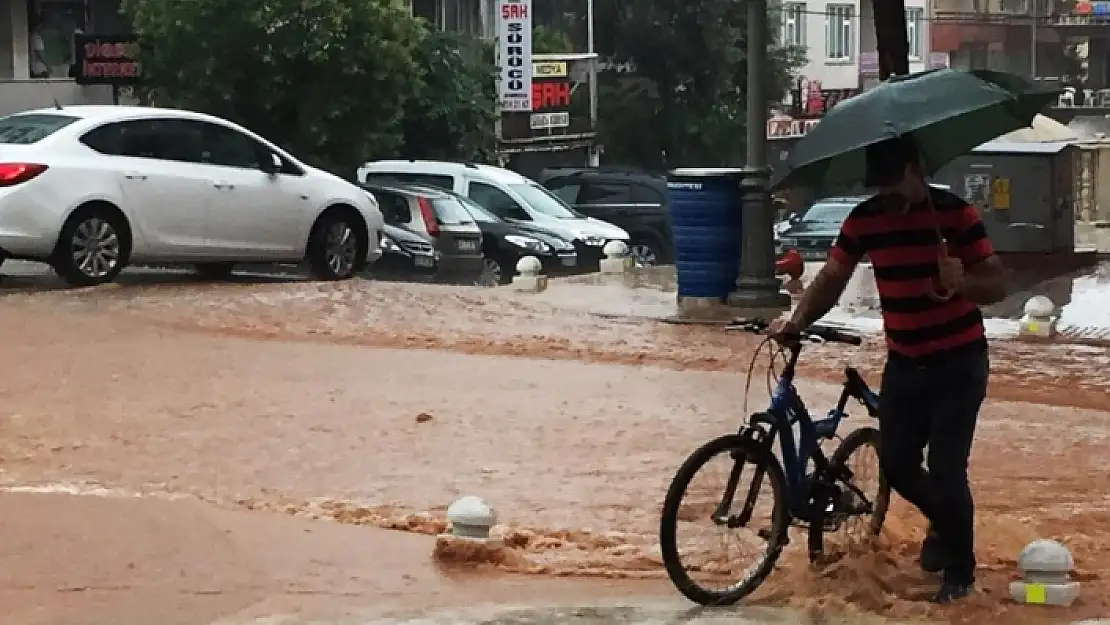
top-left (429, 196), bottom-right (474, 225)
top-left (509, 183), bottom-right (582, 219)
top-left (802, 202), bottom-right (855, 224)
top-left (0, 113), bottom-right (78, 144)
top-left (455, 195), bottom-right (502, 223)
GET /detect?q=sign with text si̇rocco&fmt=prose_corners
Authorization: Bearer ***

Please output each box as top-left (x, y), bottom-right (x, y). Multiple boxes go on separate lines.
top-left (498, 0), bottom-right (533, 112)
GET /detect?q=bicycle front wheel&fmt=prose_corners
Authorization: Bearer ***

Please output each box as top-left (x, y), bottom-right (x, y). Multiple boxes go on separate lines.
top-left (659, 434), bottom-right (790, 606)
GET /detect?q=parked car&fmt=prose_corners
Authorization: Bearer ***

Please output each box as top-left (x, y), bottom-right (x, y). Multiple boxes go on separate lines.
top-left (449, 192), bottom-right (578, 285)
top-left (369, 223), bottom-right (440, 279)
top-left (778, 196), bottom-right (862, 261)
top-left (778, 183), bottom-right (955, 261)
top-left (356, 160), bottom-right (629, 269)
top-left (362, 182), bottom-right (484, 283)
top-left (535, 167), bottom-right (672, 267)
top-left (0, 105), bottom-right (382, 286)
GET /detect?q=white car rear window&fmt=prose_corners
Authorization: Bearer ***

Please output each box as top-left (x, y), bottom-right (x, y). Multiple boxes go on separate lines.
top-left (0, 113), bottom-right (78, 144)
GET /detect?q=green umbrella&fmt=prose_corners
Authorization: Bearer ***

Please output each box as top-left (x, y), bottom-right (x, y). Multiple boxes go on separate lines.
top-left (770, 69), bottom-right (1060, 192)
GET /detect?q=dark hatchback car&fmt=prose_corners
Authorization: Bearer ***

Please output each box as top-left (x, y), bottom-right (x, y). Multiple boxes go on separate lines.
top-left (777, 196), bottom-right (862, 261)
top-left (451, 193), bottom-right (579, 285)
top-left (536, 167), bottom-right (672, 267)
top-left (362, 183), bottom-right (484, 282)
top-left (369, 224), bottom-right (440, 279)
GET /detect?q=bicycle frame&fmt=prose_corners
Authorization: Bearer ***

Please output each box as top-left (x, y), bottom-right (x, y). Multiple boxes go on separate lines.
top-left (755, 345), bottom-right (880, 517)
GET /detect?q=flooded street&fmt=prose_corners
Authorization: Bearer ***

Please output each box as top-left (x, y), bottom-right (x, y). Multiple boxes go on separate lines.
top-left (1, 268), bottom-right (1109, 624)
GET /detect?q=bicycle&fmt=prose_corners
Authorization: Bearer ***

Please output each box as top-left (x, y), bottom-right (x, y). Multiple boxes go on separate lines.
top-left (659, 318), bottom-right (891, 606)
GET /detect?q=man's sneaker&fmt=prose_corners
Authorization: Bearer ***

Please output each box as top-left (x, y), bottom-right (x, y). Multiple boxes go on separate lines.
top-left (920, 529), bottom-right (946, 574)
top-left (932, 581), bottom-right (973, 604)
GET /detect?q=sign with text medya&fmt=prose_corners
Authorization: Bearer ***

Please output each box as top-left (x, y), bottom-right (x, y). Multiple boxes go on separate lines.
top-left (73, 34), bottom-right (141, 86)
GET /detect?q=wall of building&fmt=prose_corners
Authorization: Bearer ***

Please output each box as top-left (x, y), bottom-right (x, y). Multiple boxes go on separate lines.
top-left (785, 0), bottom-right (930, 91)
top-left (0, 0), bottom-right (115, 115)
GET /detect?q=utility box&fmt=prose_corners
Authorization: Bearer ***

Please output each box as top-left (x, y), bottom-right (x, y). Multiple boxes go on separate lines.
top-left (933, 141), bottom-right (1078, 254)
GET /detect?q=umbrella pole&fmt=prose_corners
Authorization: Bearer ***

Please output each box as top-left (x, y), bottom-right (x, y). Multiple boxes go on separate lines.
top-left (726, 0), bottom-right (790, 312)
top-left (873, 0), bottom-right (910, 79)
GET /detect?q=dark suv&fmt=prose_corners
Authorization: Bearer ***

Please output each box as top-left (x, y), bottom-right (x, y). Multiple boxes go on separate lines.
top-left (536, 168), bottom-right (672, 266)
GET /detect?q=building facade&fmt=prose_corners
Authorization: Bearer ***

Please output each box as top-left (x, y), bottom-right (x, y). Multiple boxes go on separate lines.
top-left (0, 0), bottom-right (121, 116)
top-left (780, 0), bottom-right (936, 94)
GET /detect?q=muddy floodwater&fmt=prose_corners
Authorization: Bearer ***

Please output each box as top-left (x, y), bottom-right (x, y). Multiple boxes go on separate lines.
top-left (1, 273), bottom-right (1109, 624)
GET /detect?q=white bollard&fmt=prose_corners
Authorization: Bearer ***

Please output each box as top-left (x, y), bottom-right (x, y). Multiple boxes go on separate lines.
top-left (511, 256), bottom-right (548, 293)
top-left (1018, 295), bottom-right (1057, 338)
top-left (445, 495), bottom-right (497, 540)
top-left (1009, 539), bottom-right (1080, 606)
top-left (599, 240), bottom-right (632, 274)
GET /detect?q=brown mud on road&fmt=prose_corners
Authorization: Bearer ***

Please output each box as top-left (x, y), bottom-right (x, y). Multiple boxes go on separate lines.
top-left (0, 489), bottom-right (656, 625)
top-left (13, 278), bottom-right (1107, 411)
top-left (0, 280), bottom-right (1108, 624)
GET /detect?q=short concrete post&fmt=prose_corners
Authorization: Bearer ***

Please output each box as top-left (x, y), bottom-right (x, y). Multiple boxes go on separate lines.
top-left (511, 256), bottom-right (547, 293)
top-left (445, 495), bottom-right (497, 540)
top-left (599, 240), bottom-right (632, 274)
top-left (1009, 539), bottom-right (1080, 606)
top-left (1018, 295), bottom-right (1057, 338)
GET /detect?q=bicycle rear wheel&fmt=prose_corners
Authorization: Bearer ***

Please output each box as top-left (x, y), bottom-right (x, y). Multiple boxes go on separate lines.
top-left (829, 426), bottom-right (890, 544)
top-left (660, 434), bottom-right (789, 606)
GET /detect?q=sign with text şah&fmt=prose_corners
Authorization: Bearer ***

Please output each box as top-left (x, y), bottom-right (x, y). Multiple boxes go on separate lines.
top-left (531, 81), bottom-right (570, 111)
top-left (498, 0), bottom-right (533, 112)
top-left (73, 34), bottom-right (141, 86)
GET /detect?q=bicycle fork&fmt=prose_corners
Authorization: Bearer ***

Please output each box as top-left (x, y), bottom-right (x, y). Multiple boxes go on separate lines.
top-left (712, 427), bottom-right (769, 530)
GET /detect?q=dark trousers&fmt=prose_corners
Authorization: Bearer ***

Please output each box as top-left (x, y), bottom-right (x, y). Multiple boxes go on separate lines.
top-left (878, 344), bottom-right (989, 586)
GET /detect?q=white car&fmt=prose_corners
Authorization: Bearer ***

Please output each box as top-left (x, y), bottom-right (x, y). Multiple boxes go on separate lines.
top-left (356, 160), bottom-right (629, 264)
top-left (0, 105), bottom-right (383, 286)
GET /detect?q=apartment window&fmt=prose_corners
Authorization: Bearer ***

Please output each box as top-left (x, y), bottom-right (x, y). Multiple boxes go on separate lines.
top-left (781, 3), bottom-right (806, 47)
top-left (906, 8), bottom-right (924, 60)
top-left (826, 5), bottom-right (853, 62)
top-left (28, 0), bottom-right (86, 79)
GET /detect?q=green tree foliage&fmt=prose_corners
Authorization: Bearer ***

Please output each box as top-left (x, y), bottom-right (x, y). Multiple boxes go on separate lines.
top-left (400, 31), bottom-right (498, 163)
top-left (124, 0), bottom-right (498, 173)
top-left (590, 0), bottom-right (804, 169)
top-left (532, 25), bottom-right (575, 54)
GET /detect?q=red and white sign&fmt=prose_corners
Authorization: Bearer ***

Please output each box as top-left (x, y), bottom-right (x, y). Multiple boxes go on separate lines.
top-left (498, 0), bottom-right (533, 112)
top-left (767, 117), bottom-right (819, 140)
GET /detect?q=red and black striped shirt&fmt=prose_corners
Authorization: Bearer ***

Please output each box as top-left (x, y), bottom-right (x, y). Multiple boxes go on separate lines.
top-left (829, 188), bottom-right (995, 359)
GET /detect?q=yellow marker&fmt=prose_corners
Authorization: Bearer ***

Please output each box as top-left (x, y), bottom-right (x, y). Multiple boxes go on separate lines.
top-left (1027, 322), bottom-right (1040, 334)
top-left (1026, 583), bottom-right (1047, 604)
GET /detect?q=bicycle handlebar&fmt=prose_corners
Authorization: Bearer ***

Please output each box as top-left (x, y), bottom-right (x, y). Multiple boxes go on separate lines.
top-left (727, 318), bottom-right (863, 347)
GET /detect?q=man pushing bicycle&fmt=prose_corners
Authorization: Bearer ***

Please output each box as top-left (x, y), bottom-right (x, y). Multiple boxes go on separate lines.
top-left (770, 135), bottom-right (1008, 603)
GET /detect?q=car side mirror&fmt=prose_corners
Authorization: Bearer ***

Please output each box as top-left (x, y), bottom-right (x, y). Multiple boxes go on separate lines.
top-left (788, 212), bottom-right (801, 224)
top-left (260, 153), bottom-right (281, 175)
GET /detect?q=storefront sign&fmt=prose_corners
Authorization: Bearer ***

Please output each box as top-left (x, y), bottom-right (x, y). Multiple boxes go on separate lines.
top-left (73, 34), bottom-right (141, 85)
top-left (531, 80), bottom-right (570, 110)
top-left (497, 0), bottom-right (533, 112)
top-left (767, 117), bottom-right (819, 140)
top-left (788, 77), bottom-right (859, 117)
top-left (532, 62), bottom-right (567, 78)
top-left (529, 112), bottom-right (570, 129)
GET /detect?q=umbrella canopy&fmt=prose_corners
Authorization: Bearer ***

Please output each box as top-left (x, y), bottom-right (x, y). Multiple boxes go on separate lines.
top-left (770, 69), bottom-right (1060, 192)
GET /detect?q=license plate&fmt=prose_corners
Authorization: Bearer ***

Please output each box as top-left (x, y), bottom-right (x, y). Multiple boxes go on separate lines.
top-left (456, 239), bottom-right (478, 251)
top-left (414, 255), bottom-right (435, 267)
top-left (801, 249), bottom-right (827, 260)
top-left (560, 255), bottom-right (577, 267)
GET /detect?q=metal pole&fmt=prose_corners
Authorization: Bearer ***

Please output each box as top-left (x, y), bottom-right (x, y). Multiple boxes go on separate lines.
top-left (1031, 0), bottom-right (1038, 77)
top-left (727, 0), bottom-right (790, 311)
top-left (586, 0), bottom-right (600, 166)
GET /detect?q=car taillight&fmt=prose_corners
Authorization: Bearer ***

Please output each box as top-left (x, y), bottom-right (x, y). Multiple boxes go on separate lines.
top-left (417, 196), bottom-right (440, 237)
top-left (0, 163), bottom-right (47, 186)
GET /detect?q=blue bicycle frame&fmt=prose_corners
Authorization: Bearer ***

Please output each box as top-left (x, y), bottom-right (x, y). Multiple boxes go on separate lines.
top-left (758, 344), bottom-right (881, 517)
